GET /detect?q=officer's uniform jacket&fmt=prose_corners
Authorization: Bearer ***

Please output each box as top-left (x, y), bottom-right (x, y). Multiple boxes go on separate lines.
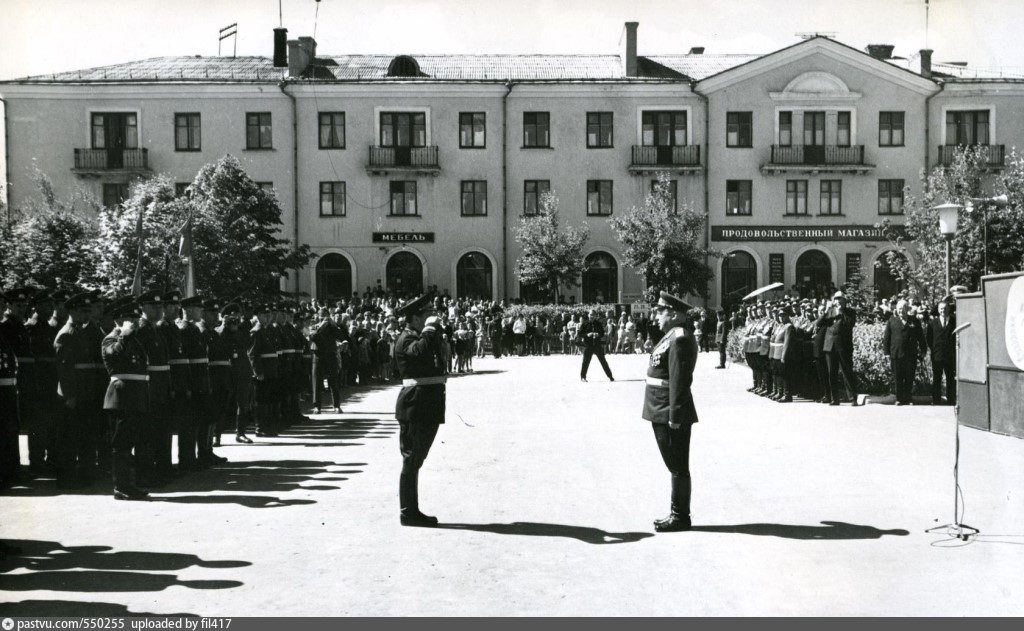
top-left (1, 329), bottom-right (18, 394)
top-left (769, 321), bottom-right (786, 361)
top-left (201, 321), bottom-right (233, 396)
top-left (394, 325), bottom-right (446, 425)
top-left (226, 325), bottom-right (253, 392)
top-left (577, 319), bottom-right (606, 350)
top-left (157, 319), bottom-right (189, 397)
top-left (27, 316), bottom-right (59, 404)
top-left (136, 316), bottom-right (170, 405)
top-left (0, 316), bottom-right (34, 396)
top-left (81, 321), bottom-right (109, 403)
top-left (247, 322), bottom-right (278, 382)
top-left (642, 325), bottom-right (698, 426)
top-left (101, 326), bottom-right (151, 413)
top-left (179, 319), bottom-right (210, 395)
top-left (310, 320), bottom-right (340, 369)
top-left (757, 319), bottom-right (773, 356)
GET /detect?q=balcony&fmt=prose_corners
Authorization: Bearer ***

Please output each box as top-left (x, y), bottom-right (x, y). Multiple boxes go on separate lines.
top-left (937, 144), bottom-right (1005, 169)
top-left (366, 145), bottom-right (440, 175)
top-left (628, 145), bottom-right (702, 174)
top-left (761, 145), bottom-right (873, 175)
top-left (72, 148), bottom-right (151, 177)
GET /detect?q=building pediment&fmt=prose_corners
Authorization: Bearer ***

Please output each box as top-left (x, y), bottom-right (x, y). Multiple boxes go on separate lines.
top-left (769, 71), bottom-right (862, 102)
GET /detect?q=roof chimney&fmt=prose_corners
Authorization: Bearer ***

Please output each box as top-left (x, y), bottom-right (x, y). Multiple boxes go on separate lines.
top-left (622, 22), bottom-right (638, 77)
top-left (273, 27), bottom-right (288, 67)
top-left (920, 49), bottom-right (933, 79)
top-left (688, 46), bottom-right (705, 55)
top-left (288, 36), bottom-right (317, 77)
top-left (866, 44), bottom-right (895, 60)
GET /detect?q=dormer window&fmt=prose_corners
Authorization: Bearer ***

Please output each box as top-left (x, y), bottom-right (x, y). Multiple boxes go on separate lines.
top-left (387, 55), bottom-right (423, 77)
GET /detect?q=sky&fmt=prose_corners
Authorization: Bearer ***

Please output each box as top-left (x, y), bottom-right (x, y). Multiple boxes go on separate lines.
top-left (1, 0), bottom-right (1023, 80)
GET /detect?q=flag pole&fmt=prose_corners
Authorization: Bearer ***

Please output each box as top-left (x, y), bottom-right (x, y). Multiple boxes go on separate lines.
top-left (131, 207), bottom-right (145, 297)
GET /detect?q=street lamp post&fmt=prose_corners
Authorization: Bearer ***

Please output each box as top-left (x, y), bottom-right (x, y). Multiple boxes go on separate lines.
top-left (934, 202), bottom-right (961, 292)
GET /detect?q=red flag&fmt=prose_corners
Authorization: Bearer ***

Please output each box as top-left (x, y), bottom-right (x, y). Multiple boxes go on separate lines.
top-left (178, 211), bottom-right (196, 298)
top-left (130, 209), bottom-right (144, 297)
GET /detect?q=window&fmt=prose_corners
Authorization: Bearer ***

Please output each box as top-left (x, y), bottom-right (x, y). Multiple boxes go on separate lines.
top-left (380, 112), bottom-right (426, 147)
top-left (845, 253), bottom-right (862, 284)
top-left (726, 180), bottom-right (752, 216)
top-left (778, 111), bottom-right (792, 147)
top-left (642, 111), bottom-right (687, 147)
top-left (878, 179), bottom-right (905, 215)
top-left (174, 183), bottom-right (189, 197)
top-left (586, 180), bottom-right (613, 216)
top-left (786, 180), bottom-right (808, 216)
top-left (946, 110), bottom-right (990, 145)
top-left (90, 113), bottom-right (138, 150)
top-left (319, 181), bottom-right (346, 216)
top-left (459, 112), bottom-right (486, 148)
top-left (819, 180), bottom-right (842, 215)
top-left (837, 112), bottom-right (851, 147)
top-left (460, 180), bottom-right (487, 216)
top-left (586, 112), bottom-right (614, 148)
top-left (651, 179), bottom-right (677, 213)
top-left (102, 183), bottom-right (129, 208)
top-left (803, 111), bottom-right (825, 146)
top-left (879, 111), bottom-right (904, 147)
top-left (246, 112), bottom-right (272, 149)
top-left (523, 112), bottom-right (550, 148)
top-left (726, 112), bottom-right (752, 147)
top-left (524, 180), bottom-right (550, 215)
top-left (174, 113), bottom-right (201, 151)
top-left (390, 181), bottom-right (418, 216)
top-left (319, 112), bottom-right (345, 149)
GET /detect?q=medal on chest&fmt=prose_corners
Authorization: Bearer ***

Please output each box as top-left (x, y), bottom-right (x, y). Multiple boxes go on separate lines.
top-left (649, 330), bottom-right (677, 368)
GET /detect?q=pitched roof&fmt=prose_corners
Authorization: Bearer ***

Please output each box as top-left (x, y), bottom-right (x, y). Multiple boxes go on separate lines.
top-left (645, 54), bottom-right (761, 80)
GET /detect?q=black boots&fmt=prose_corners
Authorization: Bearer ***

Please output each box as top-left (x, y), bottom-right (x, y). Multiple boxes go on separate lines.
top-left (654, 474), bottom-right (691, 532)
top-left (399, 469), bottom-right (438, 527)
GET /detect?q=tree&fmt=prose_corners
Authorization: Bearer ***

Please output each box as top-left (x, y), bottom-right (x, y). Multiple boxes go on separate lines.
top-left (513, 192), bottom-right (589, 302)
top-left (94, 156), bottom-right (314, 299)
top-left (608, 173), bottom-right (716, 301)
top-left (1, 168), bottom-right (99, 289)
top-left (879, 146), bottom-right (1024, 302)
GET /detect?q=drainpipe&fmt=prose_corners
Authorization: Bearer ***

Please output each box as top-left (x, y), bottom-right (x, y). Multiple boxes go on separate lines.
top-left (694, 83), bottom-right (711, 308)
top-left (924, 80), bottom-right (944, 191)
top-left (502, 80), bottom-right (516, 300)
top-left (278, 80), bottom-right (300, 293)
top-left (0, 95), bottom-right (10, 226)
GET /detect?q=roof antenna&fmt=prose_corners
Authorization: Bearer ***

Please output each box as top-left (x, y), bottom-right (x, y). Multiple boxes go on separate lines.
top-left (279, 0), bottom-right (283, 28)
top-left (219, 23), bottom-right (238, 57)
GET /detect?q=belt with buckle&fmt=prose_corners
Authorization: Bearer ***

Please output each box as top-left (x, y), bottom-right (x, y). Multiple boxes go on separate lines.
top-left (402, 376), bottom-right (447, 386)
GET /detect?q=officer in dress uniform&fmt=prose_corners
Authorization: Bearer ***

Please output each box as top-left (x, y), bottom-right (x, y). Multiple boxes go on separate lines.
top-left (199, 298), bottom-right (230, 463)
top-left (156, 290), bottom-right (189, 474)
top-left (179, 296), bottom-right (212, 468)
top-left (642, 291), bottom-right (699, 532)
top-left (100, 297), bottom-right (151, 501)
top-left (27, 289), bottom-right (61, 476)
top-left (222, 302), bottom-right (254, 443)
top-left (132, 290), bottom-right (171, 487)
top-left (0, 291), bottom-right (22, 488)
top-left (53, 292), bottom-right (96, 488)
top-left (1, 287), bottom-right (35, 481)
top-left (84, 293), bottom-right (112, 475)
top-left (393, 293), bottom-right (446, 527)
top-left (247, 304), bottom-right (279, 438)
top-left (310, 307), bottom-right (343, 413)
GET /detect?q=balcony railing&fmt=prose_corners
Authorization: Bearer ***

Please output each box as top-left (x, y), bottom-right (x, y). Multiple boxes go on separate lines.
top-left (72, 148), bottom-right (150, 172)
top-left (937, 144), bottom-right (1005, 168)
top-left (367, 145), bottom-right (439, 172)
top-left (769, 145), bottom-right (865, 165)
top-left (630, 145), bottom-right (701, 168)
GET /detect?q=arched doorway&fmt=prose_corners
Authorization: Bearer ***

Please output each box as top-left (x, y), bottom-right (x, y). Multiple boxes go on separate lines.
top-left (721, 251), bottom-right (757, 306)
top-left (386, 251), bottom-right (423, 298)
top-left (316, 253), bottom-right (352, 304)
top-left (874, 251), bottom-right (907, 300)
top-left (795, 249), bottom-right (833, 298)
top-left (456, 252), bottom-right (493, 300)
top-left (582, 252), bottom-right (618, 304)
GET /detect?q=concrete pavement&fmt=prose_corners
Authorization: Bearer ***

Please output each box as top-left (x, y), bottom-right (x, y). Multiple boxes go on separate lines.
top-left (2, 351), bottom-right (1023, 615)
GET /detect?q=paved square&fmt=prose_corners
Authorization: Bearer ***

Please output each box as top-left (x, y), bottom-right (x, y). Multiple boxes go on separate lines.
top-left (2, 352), bottom-right (1023, 615)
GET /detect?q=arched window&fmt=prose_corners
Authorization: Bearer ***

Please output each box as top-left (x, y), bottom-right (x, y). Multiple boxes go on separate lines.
top-left (386, 251), bottom-right (423, 298)
top-left (795, 249), bottom-right (833, 298)
top-left (722, 251), bottom-right (757, 306)
top-left (316, 253), bottom-right (352, 304)
top-left (582, 252), bottom-right (618, 304)
top-left (387, 55), bottom-right (423, 77)
top-left (874, 251), bottom-right (907, 300)
top-left (456, 252), bottom-right (493, 300)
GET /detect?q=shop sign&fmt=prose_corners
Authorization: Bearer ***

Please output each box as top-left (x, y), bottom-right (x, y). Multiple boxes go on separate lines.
top-left (711, 225), bottom-right (909, 242)
top-left (372, 232), bottom-right (435, 243)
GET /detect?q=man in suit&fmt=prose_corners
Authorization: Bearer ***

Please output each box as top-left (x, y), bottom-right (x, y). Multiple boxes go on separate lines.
top-left (393, 293), bottom-right (446, 527)
top-left (714, 309), bottom-right (731, 369)
top-left (643, 291), bottom-right (699, 532)
top-left (579, 310), bottom-right (614, 382)
top-left (926, 300), bottom-right (957, 406)
top-left (882, 299), bottom-right (926, 406)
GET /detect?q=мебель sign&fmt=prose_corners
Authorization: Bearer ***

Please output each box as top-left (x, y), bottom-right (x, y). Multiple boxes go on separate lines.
top-left (372, 232), bottom-right (435, 243)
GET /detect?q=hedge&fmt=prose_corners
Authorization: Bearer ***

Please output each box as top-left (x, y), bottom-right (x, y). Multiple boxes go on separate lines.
top-left (727, 322), bottom-right (933, 396)
top-left (501, 303), bottom-right (621, 320)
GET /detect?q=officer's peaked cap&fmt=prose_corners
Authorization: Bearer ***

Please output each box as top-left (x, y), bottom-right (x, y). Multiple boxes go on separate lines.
top-left (162, 290), bottom-right (183, 303)
top-left (656, 291), bottom-right (694, 313)
top-left (105, 296), bottom-right (138, 319)
top-left (180, 295), bottom-right (204, 308)
top-left (65, 291), bottom-right (95, 311)
top-left (3, 286), bottom-right (35, 302)
top-left (138, 289), bottom-right (164, 305)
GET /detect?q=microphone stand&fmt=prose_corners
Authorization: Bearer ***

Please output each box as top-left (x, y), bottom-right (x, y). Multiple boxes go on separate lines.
top-left (926, 322), bottom-right (979, 541)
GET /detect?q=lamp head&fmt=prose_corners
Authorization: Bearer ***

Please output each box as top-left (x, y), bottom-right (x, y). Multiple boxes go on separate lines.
top-left (932, 202), bottom-right (962, 238)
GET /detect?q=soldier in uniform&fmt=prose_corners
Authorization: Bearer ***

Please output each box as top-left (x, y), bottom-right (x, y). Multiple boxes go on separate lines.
top-left (133, 290), bottom-right (171, 487)
top-left (84, 293), bottom-right (112, 475)
top-left (100, 297), bottom-right (151, 501)
top-left (27, 290), bottom-right (61, 476)
top-left (642, 292), bottom-right (699, 532)
top-left (155, 291), bottom-right (189, 474)
top-left (0, 287), bottom-right (35, 481)
top-left (248, 304), bottom-right (279, 438)
top-left (579, 309), bottom-right (614, 382)
top-left (199, 298), bottom-right (230, 464)
top-left (222, 302), bottom-right (254, 443)
top-left (178, 296), bottom-right (212, 468)
top-left (393, 293), bottom-right (446, 527)
top-left (310, 307), bottom-right (343, 413)
top-left (53, 292), bottom-right (97, 488)
top-left (0, 291), bottom-right (22, 488)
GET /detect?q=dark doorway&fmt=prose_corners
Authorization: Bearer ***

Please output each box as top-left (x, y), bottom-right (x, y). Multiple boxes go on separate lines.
top-left (795, 249), bottom-right (833, 298)
top-left (456, 252), bottom-right (493, 300)
top-left (582, 252), bottom-right (618, 304)
top-left (722, 251), bottom-right (757, 306)
top-left (316, 254), bottom-right (353, 304)
top-left (873, 251), bottom-right (907, 300)
top-left (386, 251), bottom-right (423, 298)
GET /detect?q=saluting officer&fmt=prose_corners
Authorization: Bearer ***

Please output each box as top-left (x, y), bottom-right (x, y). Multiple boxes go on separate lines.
top-left (221, 302), bottom-right (254, 443)
top-left (134, 289), bottom-right (171, 487)
top-left (200, 298), bottom-right (230, 463)
top-left (53, 292), bottom-right (96, 488)
top-left (1, 287), bottom-right (35, 480)
top-left (642, 291), bottom-right (699, 532)
top-left (393, 293), bottom-right (446, 527)
top-left (156, 290), bottom-right (190, 473)
top-left (248, 304), bottom-right (279, 438)
top-left (310, 307), bottom-right (343, 413)
top-left (0, 291), bottom-right (21, 488)
top-left (27, 289), bottom-right (61, 476)
top-left (100, 297), bottom-right (151, 501)
top-left (179, 296), bottom-right (212, 468)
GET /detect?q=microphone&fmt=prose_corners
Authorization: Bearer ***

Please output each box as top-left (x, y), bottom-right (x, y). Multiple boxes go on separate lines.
top-left (953, 322), bottom-right (971, 336)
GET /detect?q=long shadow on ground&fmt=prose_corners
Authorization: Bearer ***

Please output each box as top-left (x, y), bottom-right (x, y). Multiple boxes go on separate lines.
top-left (688, 521), bottom-right (910, 539)
top-left (436, 522), bottom-right (654, 545)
